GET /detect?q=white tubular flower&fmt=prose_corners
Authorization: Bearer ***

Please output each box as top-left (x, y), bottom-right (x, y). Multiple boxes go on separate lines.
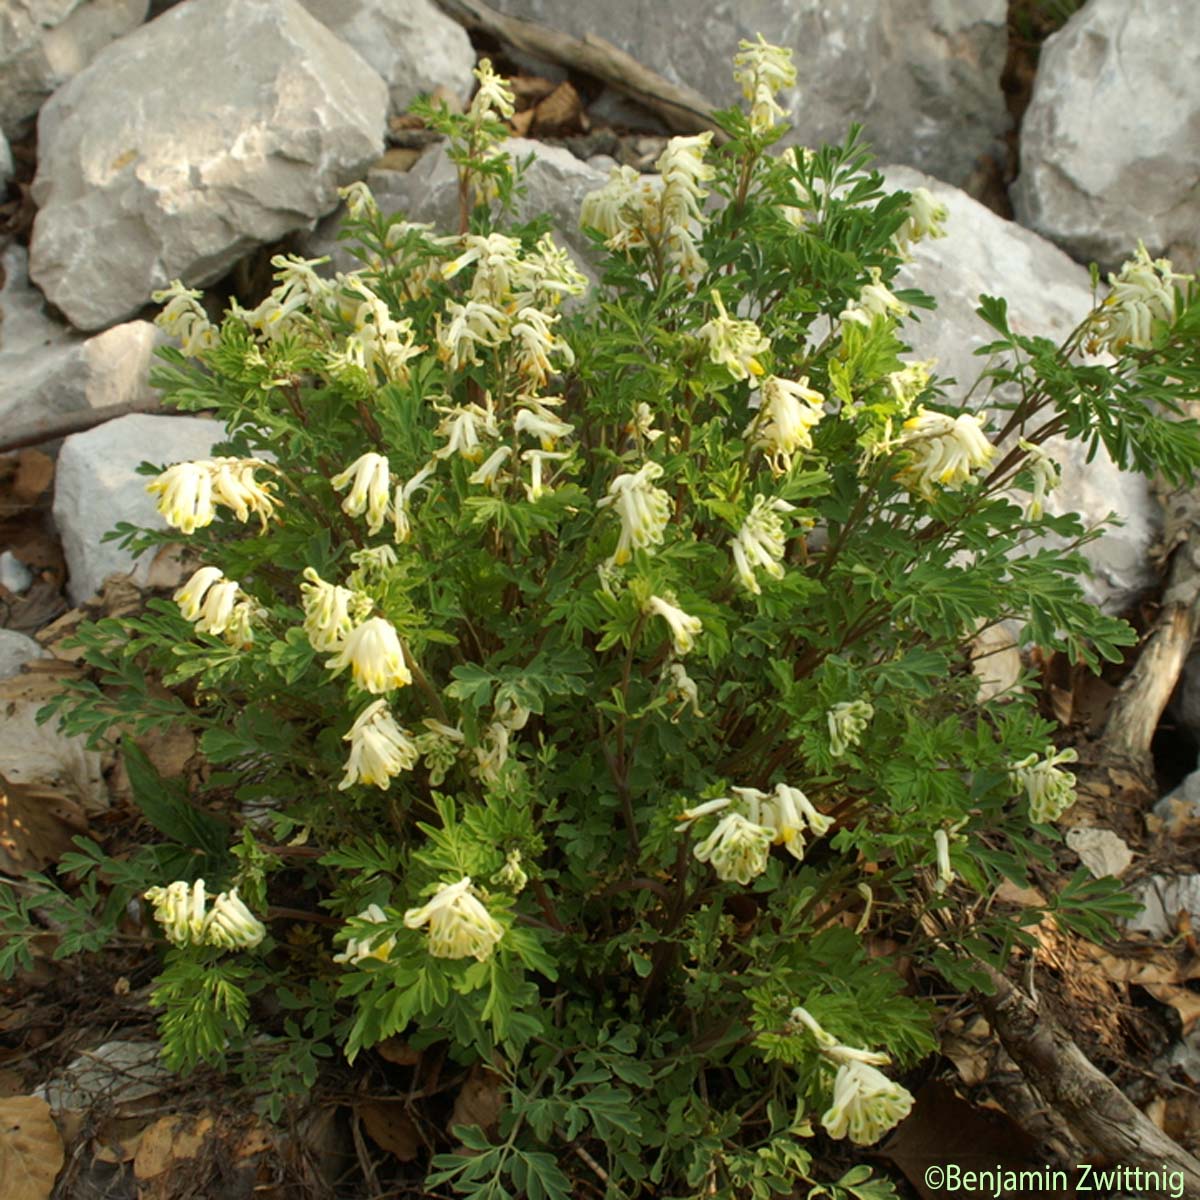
top-left (934, 828), bottom-right (953, 895)
top-left (828, 700), bottom-right (874, 758)
top-left (822, 1060), bottom-right (915, 1146)
top-left (1086, 241), bottom-right (1192, 355)
top-left (223, 599), bottom-right (260, 650)
top-left (656, 132), bottom-right (715, 229)
top-left (415, 720), bottom-right (465, 787)
top-left (433, 396), bottom-right (500, 463)
top-left (646, 594), bottom-right (703, 657)
top-left (202, 888), bottom-right (267, 950)
top-left (697, 290), bottom-right (770, 382)
top-left (750, 375), bottom-right (825, 473)
top-left (664, 661), bottom-right (704, 720)
top-left (350, 544), bottom-right (398, 575)
top-left (894, 187), bottom-right (949, 256)
top-left (511, 306), bottom-right (573, 388)
top-left (492, 849), bottom-right (528, 893)
top-left (403, 876), bottom-right (504, 961)
top-left (144, 879), bottom-right (209, 947)
top-left (300, 567), bottom-right (368, 653)
top-left (1017, 439), bottom-right (1062, 521)
top-left (391, 460), bottom-right (438, 544)
top-left (340, 699), bottom-right (420, 791)
top-left (730, 494), bottom-right (794, 595)
top-left (469, 58), bottom-right (515, 123)
top-left (839, 268), bottom-right (909, 328)
top-left (330, 452), bottom-right (392, 535)
top-left (522, 449), bottom-right (570, 502)
top-left (626, 402), bottom-right (664, 446)
top-left (436, 299), bottom-right (509, 370)
top-left (597, 460), bottom-right (672, 566)
top-left (442, 233), bottom-right (526, 304)
top-left (693, 811), bottom-right (773, 885)
top-left (245, 254), bottom-right (331, 336)
top-left (333, 904), bottom-right (395, 965)
top-left (580, 164), bottom-right (644, 244)
top-left (339, 181), bottom-right (378, 220)
top-left (194, 578), bottom-right (240, 637)
top-left (522, 233), bottom-right (589, 307)
top-left (174, 566), bottom-right (226, 623)
top-left (472, 720), bottom-right (511, 785)
top-left (152, 280), bottom-right (217, 356)
top-left (208, 458), bottom-right (277, 530)
top-left (146, 461), bottom-right (216, 535)
top-left (732, 34), bottom-right (796, 133)
top-left (324, 616), bottom-right (413, 694)
top-left (773, 782), bottom-right (833, 839)
top-left (468, 444), bottom-right (513, 490)
top-left (897, 407), bottom-right (995, 499)
top-left (780, 146), bottom-right (817, 228)
top-left (1010, 745), bottom-right (1079, 825)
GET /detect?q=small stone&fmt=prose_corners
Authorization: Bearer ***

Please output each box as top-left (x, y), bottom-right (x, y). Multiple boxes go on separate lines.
top-left (1065, 826), bottom-right (1133, 878)
top-left (1125, 875), bottom-right (1200, 940)
top-left (0, 627), bottom-right (48, 678)
top-left (0, 551), bottom-right (34, 595)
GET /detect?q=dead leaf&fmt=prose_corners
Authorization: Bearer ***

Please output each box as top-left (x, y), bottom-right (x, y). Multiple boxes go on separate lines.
top-left (533, 81), bottom-right (584, 135)
top-left (1065, 826), bottom-right (1133, 878)
top-left (0, 775), bottom-right (88, 872)
top-left (143, 544), bottom-right (187, 591)
top-left (1079, 942), bottom-right (1200, 987)
top-left (358, 1101), bottom-right (419, 1162)
top-left (1, 581), bottom-right (68, 639)
top-left (1142, 984), bottom-right (1200, 1034)
top-left (92, 1116), bottom-right (148, 1164)
top-left (12, 452), bottom-right (54, 505)
top-left (375, 1038), bottom-right (420, 1066)
top-left (508, 75), bottom-right (558, 106)
top-left (0, 700), bottom-right (108, 814)
top-left (449, 1065), bottom-right (504, 1138)
top-left (133, 1114), bottom-right (215, 1181)
top-left (881, 1081), bottom-right (1042, 1200)
top-left (940, 1015), bottom-right (993, 1087)
top-left (0, 1095), bottom-right (64, 1200)
top-left (508, 108), bottom-right (535, 137)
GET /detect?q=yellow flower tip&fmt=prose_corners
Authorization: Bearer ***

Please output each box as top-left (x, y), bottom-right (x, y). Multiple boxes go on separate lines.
top-left (749, 358), bottom-right (765, 376)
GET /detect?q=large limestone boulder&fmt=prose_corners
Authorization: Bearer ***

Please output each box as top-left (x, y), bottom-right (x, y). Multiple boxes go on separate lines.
top-left (1012, 0), bottom-right (1200, 272)
top-left (0, 0), bottom-right (149, 136)
top-left (0, 246), bottom-right (161, 432)
top-left (884, 164), bottom-right (1161, 615)
top-left (52, 413), bottom-right (226, 604)
top-left (300, 0), bottom-right (476, 116)
top-left (486, 0), bottom-right (1009, 188)
top-left (28, 0), bottom-right (389, 332)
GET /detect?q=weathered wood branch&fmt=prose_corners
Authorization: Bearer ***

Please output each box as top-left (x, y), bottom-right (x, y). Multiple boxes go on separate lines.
top-left (432, 0), bottom-right (722, 136)
top-left (977, 963), bottom-right (1200, 1196)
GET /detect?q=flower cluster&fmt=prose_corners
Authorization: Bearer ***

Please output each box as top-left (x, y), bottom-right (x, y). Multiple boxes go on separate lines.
top-left (598, 461), bottom-right (672, 567)
top-left (152, 280), bottom-right (217, 357)
top-left (697, 290), bottom-right (770, 382)
top-left (1010, 745), bottom-right (1079, 824)
top-left (174, 567), bottom-right (263, 649)
top-left (146, 457), bottom-right (277, 535)
top-left (143, 880), bottom-right (266, 950)
top-left (732, 33), bottom-right (796, 133)
top-left (828, 699), bottom-right (874, 758)
top-left (403, 877), bottom-right (504, 961)
top-left (839, 267), bottom-right (909, 328)
top-left (332, 904), bottom-right (396, 966)
top-left (678, 782), bottom-right (832, 882)
top-left (789, 1007), bottom-right (914, 1146)
top-left (1085, 241), bottom-right (1193, 355)
top-left (896, 408), bottom-right (995, 499)
top-left (340, 699), bottom-right (419, 790)
top-left (731, 494), bottom-right (795, 595)
top-left (749, 375), bottom-right (825, 473)
top-left (1017, 439), bottom-right (1062, 521)
top-left (894, 187), bottom-right (949, 257)
top-left (646, 594), bottom-right (703, 656)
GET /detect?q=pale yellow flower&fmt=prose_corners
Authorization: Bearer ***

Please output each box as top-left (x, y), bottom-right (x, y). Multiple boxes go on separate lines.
top-left (467, 445), bottom-right (513, 490)
top-left (339, 181), bottom-right (378, 220)
top-left (664, 661), bottom-right (704, 721)
top-left (208, 458), bottom-right (277, 530)
top-left (174, 566), bottom-right (225, 623)
top-left (1010, 745), bottom-right (1078, 824)
top-left (1017, 439), bottom-right (1061, 521)
top-left (656, 132), bottom-right (715, 230)
top-left (203, 888), bottom-right (267, 950)
top-left (391, 461), bottom-right (437, 543)
top-left (324, 616), bottom-right (413, 694)
top-left (330, 452), bottom-right (393, 535)
top-left (442, 232), bottom-right (527, 304)
top-left (580, 165), bottom-right (644, 243)
top-left (522, 449), bottom-right (570, 501)
top-left (1086, 241), bottom-right (1192, 355)
top-left (896, 407), bottom-right (994, 499)
top-left (692, 811), bottom-right (773, 885)
top-left (469, 58), bottom-right (515, 123)
top-left (697, 290), bottom-right (770, 382)
top-left (340, 699), bottom-right (420, 790)
top-left (839, 268), bottom-right (909, 327)
top-left (332, 904), bottom-right (395, 965)
top-left (511, 306), bottom-right (573, 387)
top-left (597, 460), bottom-right (672, 566)
top-left (822, 1060), bottom-right (914, 1146)
top-left (300, 567), bottom-right (370, 653)
top-left (436, 300), bottom-right (509, 370)
top-left (403, 876), bottom-right (504, 961)
top-left (732, 34), bottom-right (796, 133)
top-left (433, 396), bottom-right (500, 463)
top-left (144, 879), bottom-right (209, 947)
top-left (146, 461), bottom-right (216, 534)
top-left (894, 187), bottom-right (949, 256)
top-left (749, 375), bottom-right (825, 473)
top-left (646, 594), bottom-right (703, 656)
top-left (152, 280), bottom-right (217, 356)
top-left (730, 495), bottom-right (794, 595)
top-left (828, 700), bottom-right (873, 758)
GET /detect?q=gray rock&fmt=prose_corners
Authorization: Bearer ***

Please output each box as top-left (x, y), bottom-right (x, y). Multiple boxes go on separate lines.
top-left (1152, 755), bottom-right (1200, 834)
top-left (29, 0), bottom-right (388, 331)
top-left (1012, 0), bottom-right (1200, 272)
top-left (305, 139), bottom-right (610, 275)
top-left (299, 0), bottom-right (475, 116)
top-left (53, 413), bottom-right (226, 605)
top-left (885, 164), bottom-right (1161, 614)
top-left (0, 246), bottom-right (162, 432)
top-left (486, 0), bottom-right (1010, 188)
top-left (0, 628), bottom-right (47, 678)
top-left (36, 1041), bottom-right (170, 1111)
top-left (0, 551), bottom-right (34, 595)
top-left (0, 127), bottom-right (11, 191)
top-left (0, 0), bottom-right (149, 137)
top-left (1125, 874), bottom-right (1200, 940)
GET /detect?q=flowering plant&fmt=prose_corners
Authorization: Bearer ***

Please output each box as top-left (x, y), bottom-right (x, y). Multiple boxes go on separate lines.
top-left (16, 38), bottom-right (1200, 1199)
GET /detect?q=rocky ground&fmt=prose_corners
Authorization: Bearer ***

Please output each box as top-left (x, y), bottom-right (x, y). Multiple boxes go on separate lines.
top-left (1, 0), bottom-right (1200, 1196)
